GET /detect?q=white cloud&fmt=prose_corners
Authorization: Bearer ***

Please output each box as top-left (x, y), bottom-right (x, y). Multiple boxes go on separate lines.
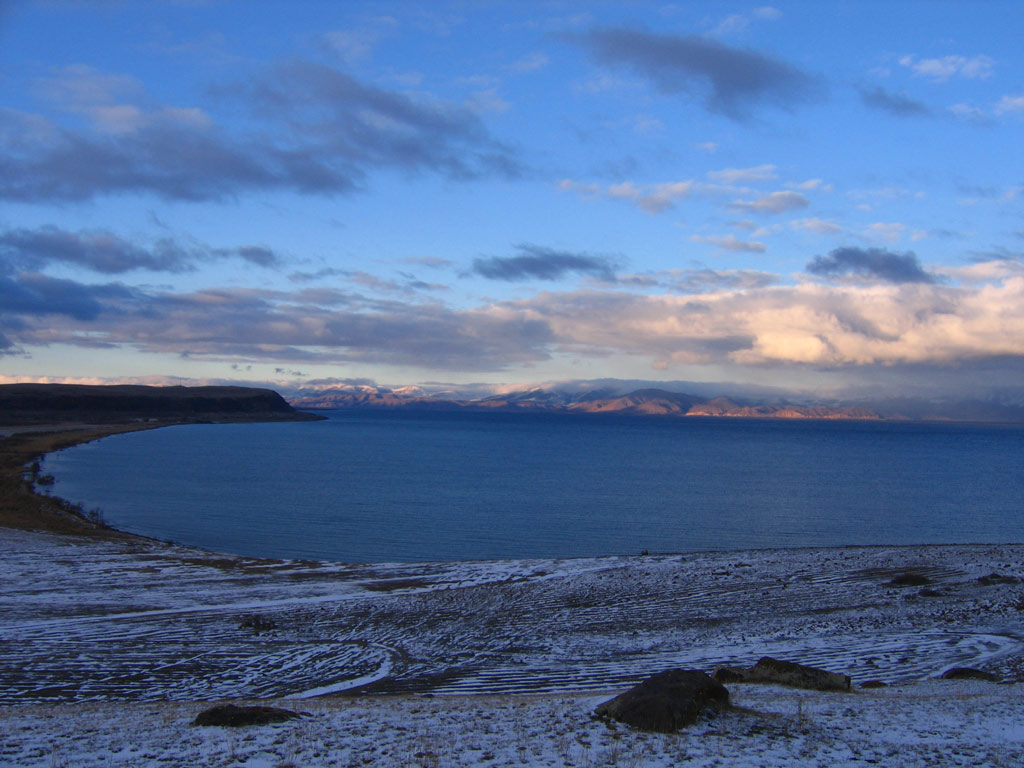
top-left (325, 30), bottom-right (376, 62)
top-left (849, 186), bottom-right (917, 201)
top-left (11, 267), bottom-right (1024, 379)
top-left (711, 6), bottom-right (781, 36)
top-left (712, 14), bottom-right (750, 36)
top-left (575, 73), bottom-right (642, 94)
top-left (936, 259), bottom-right (1024, 284)
top-left (706, 164), bottom-right (777, 184)
top-left (510, 277), bottom-right (1024, 369)
top-left (385, 71), bottom-right (425, 88)
top-left (862, 222), bottom-right (907, 243)
top-left (31, 64), bottom-right (211, 136)
top-left (791, 218), bottom-right (843, 235)
top-left (899, 54), bottom-right (994, 81)
top-left (610, 181), bottom-right (694, 213)
top-left (787, 178), bottom-right (831, 192)
top-left (949, 103), bottom-right (989, 122)
top-left (509, 52), bottom-right (549, 73)
top-left (689, 234), bottom-right (767, 253)
top-left (695, 142), bottom-right (718, 154)
top-left (753, 6), bottom-right (782, 20)
top-left (995, 94), bottom-right (1024, 115)
top-left (466, 88), bottom-right (510, 114)
top-left (558, 178), bottom-right (600, 197)
top-left (729, 191), bottom-right (809, 214)
top-left (630, 114), bottom-right (663, 133)
top-left (561, 178), bottom-right (696, 213)
top-left (324, 18), bottom-right (396, 62)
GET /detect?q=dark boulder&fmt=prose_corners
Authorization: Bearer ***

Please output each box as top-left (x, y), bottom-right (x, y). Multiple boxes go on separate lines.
top-left (192, 703), bottom-right (304, 727)
top-left (888, 572), bottom-right (931, 587)
top-left (977, 572), bottom-right (1019, 586)
top-left (595, 669), bottom-right (729, 733)
top-left (860, 680), bottom-right (888, 689)
top-left (940, 667), bottom-right (999, 682)
top-left (239, 614), bottom-right (278, 633)
top-left (713, 656), bottom-right (851, 692)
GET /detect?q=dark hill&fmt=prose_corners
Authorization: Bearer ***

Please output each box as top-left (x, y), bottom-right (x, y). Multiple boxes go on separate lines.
top-left (0, 384), bottom-right (319, 426)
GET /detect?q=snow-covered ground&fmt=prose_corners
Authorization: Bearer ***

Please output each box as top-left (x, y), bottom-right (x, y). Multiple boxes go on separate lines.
top-left (5, 682), bottom-right (1024, 767)
top-left (2, 528), bottom-right (1024, 765)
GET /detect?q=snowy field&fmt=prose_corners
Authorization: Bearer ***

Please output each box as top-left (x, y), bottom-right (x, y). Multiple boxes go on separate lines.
top-left (3, 528), bottom-right (1024, 765)
top-left (7, 682), bottom-right (1024, 767)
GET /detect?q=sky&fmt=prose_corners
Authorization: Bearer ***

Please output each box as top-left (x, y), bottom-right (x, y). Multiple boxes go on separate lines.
top-left (1, 0), bottom-right (1023, 399)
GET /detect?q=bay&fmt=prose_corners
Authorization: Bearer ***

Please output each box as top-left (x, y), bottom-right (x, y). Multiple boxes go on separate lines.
top-left (43, 410), bottom-right (1024, 562)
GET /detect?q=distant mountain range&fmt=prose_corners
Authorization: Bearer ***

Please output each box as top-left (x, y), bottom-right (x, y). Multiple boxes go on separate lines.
top-left (285, 382), bottom-right (1024, 423)
top-left (288, 385), bottom-right (883, 421)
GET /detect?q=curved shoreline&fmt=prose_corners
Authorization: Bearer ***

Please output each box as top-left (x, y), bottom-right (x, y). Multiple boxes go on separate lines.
top-left (15, 417), bottom-right (1024, 562)
top-left (0, 415), bottom-right (317, 541)
top-left (0, 423), bottom-right (175, 539)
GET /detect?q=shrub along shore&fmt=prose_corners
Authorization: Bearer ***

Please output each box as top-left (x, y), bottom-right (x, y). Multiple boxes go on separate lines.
top-left (0, 423), bottom-right (165, 537)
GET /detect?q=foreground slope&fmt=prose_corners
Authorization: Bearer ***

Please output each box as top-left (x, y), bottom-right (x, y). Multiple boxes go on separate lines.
top-left (2, 529), bottom-right (1024, 766)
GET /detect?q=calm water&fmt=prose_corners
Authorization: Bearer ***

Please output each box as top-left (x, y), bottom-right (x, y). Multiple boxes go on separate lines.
top-left (43, 410), bottom-right (1024, 562)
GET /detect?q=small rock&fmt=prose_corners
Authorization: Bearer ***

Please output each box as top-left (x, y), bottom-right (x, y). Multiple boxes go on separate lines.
top-left (977, 573), bottom-right (1019, 586)
top-left (595, 669), bottom-right (729, 733)
top-left (713, 656), bottom-right (851, 692)
top-left (192, 704), bottom-right (304, 727)
top-left (888, 572), bottom-right (931, 587)
top-left (711, 666), bottom-right (748, 684)
top-left (860, 680), bottom-right (888, 689)
top-left (940, 667), bottom-right (999, 682)
top-left (918, 588), bottom-right (943, 597)
top-left (239, 614), bottom-right (278, 632)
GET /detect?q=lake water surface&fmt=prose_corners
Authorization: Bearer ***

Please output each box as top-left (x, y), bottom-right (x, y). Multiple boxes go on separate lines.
top-left (43, 410), bottom-right (1024, 562)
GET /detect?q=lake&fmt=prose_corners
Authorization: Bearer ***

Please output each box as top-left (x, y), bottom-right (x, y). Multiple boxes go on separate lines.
top-left (43, 410), bottom-right (1024, 562)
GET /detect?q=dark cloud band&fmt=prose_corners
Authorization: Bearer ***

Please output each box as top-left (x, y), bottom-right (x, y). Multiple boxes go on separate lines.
top-left (806, 247), bottom-right (935, 284)
top-left (575, 27), bottom-right (821, 119)
top-left (0, 59), bottom-right (521, 203)
top-left (0, 226), bottom-right (282, 274)
top-left (472, 244), bottom-right (620, 282)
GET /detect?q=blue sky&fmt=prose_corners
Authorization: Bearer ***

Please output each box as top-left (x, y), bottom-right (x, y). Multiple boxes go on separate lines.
top-left (2, 0), bottom-right (1023, 398)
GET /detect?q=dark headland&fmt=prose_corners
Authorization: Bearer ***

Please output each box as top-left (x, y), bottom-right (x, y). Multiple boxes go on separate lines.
top-left (0, 383), bottom-right (320, 536)
top-left (0, 383), bottom-right (321, 427)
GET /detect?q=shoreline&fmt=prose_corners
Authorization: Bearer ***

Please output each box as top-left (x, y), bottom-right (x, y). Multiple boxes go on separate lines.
top-left (8, 418), bottom-right (1024, 563)
top-left (0, 422), bottom-right (178, 539)
top-left (21, 410), bottom-right (1024, 567)
top-left (0, 413), bottom-right (319, 541)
